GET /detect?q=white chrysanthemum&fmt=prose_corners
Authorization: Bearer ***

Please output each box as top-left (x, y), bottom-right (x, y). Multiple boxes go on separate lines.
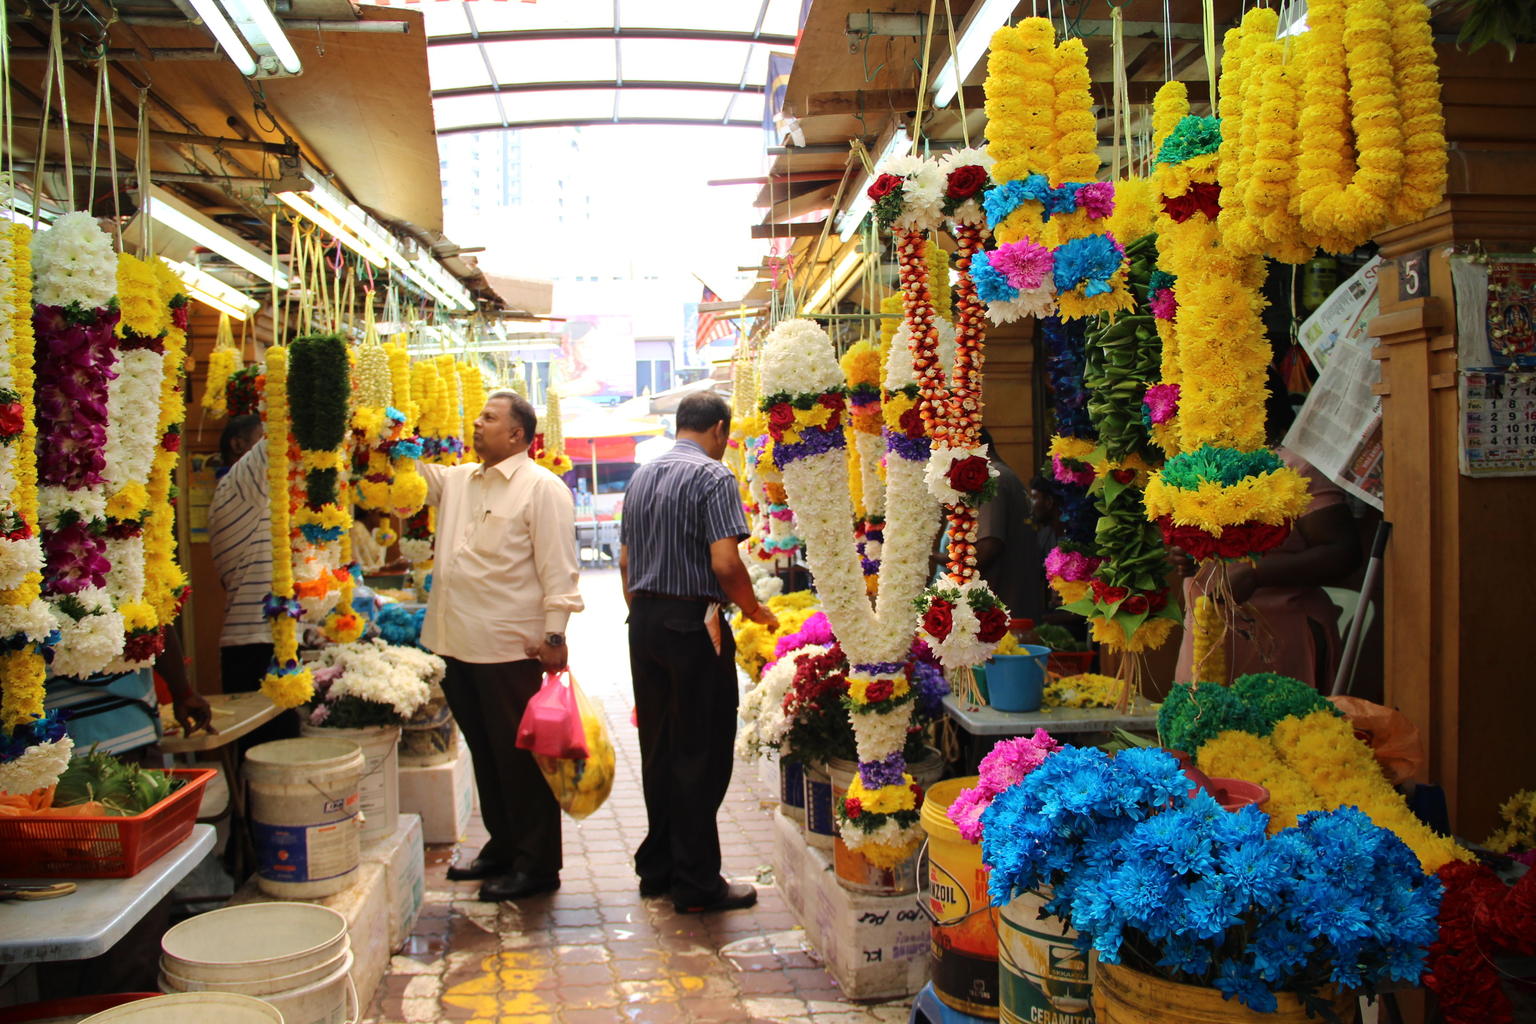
top-left (934, 320), bottom-right (957, 384)
top-left (985, 283), bottom-right (1058, 325)
top-left (400, 538), bottom-right (434, 563)
top-left (314, 639), bottom-right (440, 719)
top-left (103, 537), bottom-right (146, 604)
top-left (852, 705), bottom-right (914, 763)
top-left (0, 736), bottom-right (74, 797)
top-left (31, 211), bottom-right (118, 310)
top-left (881, 154), bottom-right (945, 232)
top-left (0, 532), bottom-right (43, 594)
top-left (924, 443), bottom-right (997, 505)
top-left (737, 649), bottom-right (807, 758)
top-left (939, 148), bottom-right (995, 228)
top-left (855, 432), bottom-right (886, 519)
top-left (751, 573), bottom-right (784, 604)
top-left (103, 349), bottom-right (165, 490)
top-left (919, 579), bottom-right (1002, 670)
top-left (884, 323), bottom-right (918, 390)
top-left (38, 485), bottom-right (107, 528)
top-left (759, 318), bottom-right (841, 397)
top-left (0, 597), bottom-right (58, 644)
top-left (842, 817), bottom-right (924, 855)
top-left (51, 596), bottom-right (127, 679)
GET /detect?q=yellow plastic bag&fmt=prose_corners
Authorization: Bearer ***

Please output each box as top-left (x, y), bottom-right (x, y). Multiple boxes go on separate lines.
top-left (533, 674), bottom-right (614, 819)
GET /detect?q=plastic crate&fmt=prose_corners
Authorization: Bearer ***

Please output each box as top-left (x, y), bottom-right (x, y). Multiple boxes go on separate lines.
top-left (0, 768), bottom-right (214, 879)
top-left (1048, 649), bottom-right (1096, 677)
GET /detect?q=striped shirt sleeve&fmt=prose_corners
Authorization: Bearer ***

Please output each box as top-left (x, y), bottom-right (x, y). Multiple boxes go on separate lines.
top-left (702, 470), bottom-right (748, 545)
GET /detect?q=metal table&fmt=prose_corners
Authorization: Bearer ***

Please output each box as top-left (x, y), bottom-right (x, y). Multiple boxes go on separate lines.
top-left (942, 694), bottom-right (1160, 770)
top-left (0, 825), bottom-right (215, 964)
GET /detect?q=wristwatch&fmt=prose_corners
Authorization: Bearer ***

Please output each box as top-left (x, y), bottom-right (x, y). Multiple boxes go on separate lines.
top-left (545, 632), bottom-right (565, 647)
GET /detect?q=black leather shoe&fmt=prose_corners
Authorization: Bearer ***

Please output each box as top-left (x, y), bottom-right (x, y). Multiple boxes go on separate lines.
top-left (638, 878), bottom-right (670, 898)
top-left (675, 882), bottom-right (757, 914)
top-left (446, 856), bottom-right (510, 882)
top-left (479, 871), bottom-right (560, 902)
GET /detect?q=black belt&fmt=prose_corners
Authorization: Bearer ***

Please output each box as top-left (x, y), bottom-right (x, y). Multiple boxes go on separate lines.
top-left (631, 590), bottom-right (717, 604)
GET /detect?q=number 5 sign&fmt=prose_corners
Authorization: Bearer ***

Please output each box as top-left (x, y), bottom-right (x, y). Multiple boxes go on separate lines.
top-left (1398, 249), bottom-right (1431, 300)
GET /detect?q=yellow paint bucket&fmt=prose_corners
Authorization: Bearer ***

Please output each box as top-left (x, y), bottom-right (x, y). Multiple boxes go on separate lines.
top-left (919, 776), bottom-right (999, 1019)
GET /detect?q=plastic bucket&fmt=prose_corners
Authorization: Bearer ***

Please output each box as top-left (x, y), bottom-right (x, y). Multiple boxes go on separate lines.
top-left (299, 723), bottom-right (399, 846)
top-left (828, 749), bottom-right (945, 895)
top-left (1093, 960), bottom-right (1354, 1023)
top-left (919, 776), bottom-right (999, 1019)
top-left (0, 995), bottom-right (160, 1024)
top-left (400, 698), bottom-right (457, 767)
top-left (999, 889), bottom-right (1094, 1023)
top-left (163, 952), bottom-right (355, 1024)
top-left (77, 993), bottom-right (283, 1024)
top-left (987, 647), bottom-right (1051, 713)
top-left (161, 902), bottom-right (349, 986)
top-left (801, 763), bottom-right (836, 850)
top-left (245, 738), bottom-right (365, 898)
top-left (779, 758), bottom-right (806, 823)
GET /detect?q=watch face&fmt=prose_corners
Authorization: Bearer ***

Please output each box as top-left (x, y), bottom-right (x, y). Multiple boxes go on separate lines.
top-left (546, 634), bottom-right (565, 646)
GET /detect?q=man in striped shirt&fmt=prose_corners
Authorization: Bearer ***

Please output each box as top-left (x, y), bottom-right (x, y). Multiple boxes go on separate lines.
top-left (620, 392), bottom-right (779, 914)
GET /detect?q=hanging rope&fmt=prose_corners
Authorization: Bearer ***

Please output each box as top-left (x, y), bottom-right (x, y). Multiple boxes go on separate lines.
top-left (910, 0), bottom-right (939, 155)
top-left (101, 59), bottom-right (123, 248)
top-left (136, 90), bottom-right (151, 254)
top-left (1, 0), bottom-right (13, 186)
top-left (1203, 0), bottom-right (1219, 110)
top-left (940, 0), bottom-right (969, 148)
top-left (1163, 0), bottom-right (1174, 84)
top-left (1111, 6), bottom-right (1127, 180)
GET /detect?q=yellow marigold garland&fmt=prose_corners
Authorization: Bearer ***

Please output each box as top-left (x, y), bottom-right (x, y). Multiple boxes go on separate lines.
top-left (1388, 0), bottom-right (1447, 224)
top-left (984, 19), bottom-right (1059, 186)
top-left (1104, 177), bottom-right (1156, 243)
top-left (1195, 729), bottom-right (1320, 833)
top-left (260, 346), bottom-right (313, 709)
top-left (145, 262), bottom-right (190, 631)
top-left (1189, 594), bottom-right (1228, 683)
top-left (202, 314), bottom-right (241, 419)
top-left (1049, 38), bottom-right (1099, 186)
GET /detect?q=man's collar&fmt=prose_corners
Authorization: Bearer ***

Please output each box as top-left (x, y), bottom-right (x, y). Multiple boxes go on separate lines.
top-left (674, 438), bottom-right (706, 455)
top-left (473, 449), bottom-right (530, 479)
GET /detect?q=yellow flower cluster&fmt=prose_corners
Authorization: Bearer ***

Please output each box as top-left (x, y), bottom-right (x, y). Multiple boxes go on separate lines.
top-left (383, 339), bottom-right (427, 518)
top-left (145, 262), bottom-right (189, 628)
top-left (386, 338), bottom-right (418, 431)
top-left (322, 472), bottom-right (364, 646)
top-left (1273, 711), bottom-right (1470, 871)
top-left (731, 590), bottom-right (820, 681)
top-left (1485, 789), bottom-right (1536, 855)
top-left (1043, 672), bottom-right (1122, 709)
top-left (435, 355), bottom-right (465, 463)
top-left (0, 224), bottom-right (44, 731)
top-left (1104, 177), bottom-right (1156, 243)
top-left (927, 243), bottom-right (952, 323)
top-left (535, 382), bottom-right (573, 474)
top-left (1215, 15), bottom-right (1263, 258)
top-left (413, 360), bottom-right (448, 445)
top-left (1189, 595), bottom-right (1228, 684)
top-left (1050, 38), bottom-right (1099, 186)
top-left (1143, 466), bottom-right (1312, 534)
top-left (116, 254), bottom-right (166, 338)
top-left (848, 672), bottom-right (910, 706)
top-left (260, 346), bottom-right (313, 709)
top-left (846, 772), bottom-right (918, 815)
top-left (1048, 434), bottom-right (1097, 463)
top-left (458, 360), bottom-right (486, 444)
top-left (1388, 0), bottom-right (1447, 224)
top-left (985, 18), bottom-right (1059, 185)
top-left (1090, 615), bottom-right (1175, 653)
top-left (877, 293), bottom-right (903, 358)
top-left (1195, 729), bottom-right (1319, 832)
top-left (202, 344), bottom-right (240, 419)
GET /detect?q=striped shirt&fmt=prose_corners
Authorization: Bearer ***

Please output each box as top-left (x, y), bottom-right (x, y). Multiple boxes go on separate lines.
top-left (621, 439), bottom-right (748, 602)
top-left (209, 440), bottom-right (274, 647)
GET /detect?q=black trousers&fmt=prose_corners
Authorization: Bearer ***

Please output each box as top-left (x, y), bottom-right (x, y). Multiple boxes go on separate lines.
top-left (440, 656), bottom-right (562, 876)
top-left (628, 595), bottom-right (738, 905)
top-left (220, 642), bottom-right (298, 751)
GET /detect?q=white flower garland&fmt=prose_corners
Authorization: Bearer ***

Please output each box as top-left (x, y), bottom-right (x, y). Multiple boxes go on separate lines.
top-left (880, 155), bottom-right (946, 233)
top-left (49, 588), bottom-right (124, 680)
top-left (30, 212), bottom-right (117, 310)
top-left (758, 318), bottom-right (844, 395)
top-left (102, 349), bottom-right (164, 500)
top-left (0, 735), bottom-right (73, 796)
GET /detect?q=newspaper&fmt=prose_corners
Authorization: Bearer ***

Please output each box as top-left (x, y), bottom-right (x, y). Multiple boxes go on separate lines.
top-left (1284, 260), bottom-right (1386, 509)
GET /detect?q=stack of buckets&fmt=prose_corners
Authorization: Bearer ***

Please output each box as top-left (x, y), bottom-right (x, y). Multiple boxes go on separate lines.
top-left (921, 776), bottom-right (1094, 1022)
top-left (158, 903), bottom-right (355, 1024)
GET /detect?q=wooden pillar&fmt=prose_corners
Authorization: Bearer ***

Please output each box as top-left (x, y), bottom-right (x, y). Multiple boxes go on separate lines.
top-left (1370, 45), bottom-right (1536, 839)
top-left (982, 316), bottom-right (1039, 474)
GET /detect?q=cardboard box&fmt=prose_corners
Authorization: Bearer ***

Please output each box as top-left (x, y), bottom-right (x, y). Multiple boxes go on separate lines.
top-left (398, 735), bottom-right (474, 844)
top-left (772, 808), bottom-right (808, 921)
top-left (362, 812), bottom-right (424, 952)
top-left (229, 860), bottom-right (391, 1014)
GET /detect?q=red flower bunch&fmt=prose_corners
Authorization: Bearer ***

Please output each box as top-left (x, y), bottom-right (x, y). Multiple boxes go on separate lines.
top-left (945, 165), bottom-right (988, 200)
top-left (945, 455), bottom-right (991, 494)
top-left (868, 173), bottom-right (904, 201)
top-left (976, 606), bottom-right (1010, 644)
top-left (864, 678), bottom-right (895, 704)
top-left (898, 406), bottom-right (925, 439)
top-left (817, 392), bottom-right (845, 432)
top-left (1089, 578), bottom-right (1129, 606)
top-left (0, 401), bottom-right (25, 440)
top-left (845, 797), bottom-right (863, 819)
top-left (1425, 861), bottom-right (1536, 1023)
top-left (766, 401), bottom-right (796, 439)
top-left (1160, 182), bottom-right (1223, 223)
top-left (922, 600), bottom-right (955, 641)
top-left (1159, 517), bottom-right (1291, 561)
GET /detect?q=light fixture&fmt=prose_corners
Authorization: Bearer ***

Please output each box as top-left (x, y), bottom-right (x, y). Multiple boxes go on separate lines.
top-left (838, 128), bottom-right (911, 242)
top-left (162, 258), bottom-right (261, 320)
top-left (275, 190), bottom-right (391, 269)
top-left (141, 184), bottom-right (288, 288)
top-left (804, 249), bottom-right (870, 314)
top-left (221, 0), bottom-right (303, 75)
top-left (183, 0), bottom-right (257, 76)
top-left (932, 0), bottom-right (1019, 109)
top-left (299, 176), bottom-right (402, 265)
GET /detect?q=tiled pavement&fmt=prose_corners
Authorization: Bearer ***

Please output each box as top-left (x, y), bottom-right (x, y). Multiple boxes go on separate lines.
top-left (362, 568), bottom-right (917, 1024)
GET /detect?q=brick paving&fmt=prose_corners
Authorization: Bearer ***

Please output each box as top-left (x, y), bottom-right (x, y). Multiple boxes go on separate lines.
top-left (362, 568), bottom-right (917, 1024)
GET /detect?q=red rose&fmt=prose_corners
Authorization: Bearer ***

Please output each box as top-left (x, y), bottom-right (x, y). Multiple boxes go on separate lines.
top-left (1089, 578), bottom-right (1129, 605)
top-left (922, 600), bottom-right (955, 641)
top-left (845, 797), bottom-right (863, 819)
top-left (945, 165), bottom-right (989, 200)
top-left (865, 679), bottom-right (894, 703)
top-left (899, 406), bottom-right (925, 438)
top-left (945, 455), bottom-right (991, 494)
top-left (1148, 588), bottom-right (1169, 613)
top-left (767, 402), bottom-right (795, 435)
top-left (976, 606), bottom-right (1010, 644)
top-left (818, 393), bottom-right (844, 412)
top-left (1111, 468), bottom-right (1137, 485)
top-left (162, 432), bottom-right (182, 453)
top-left (867, 173), bottom-right (904, 201)
top-left (1245, 521), bottom-right (1291, 554)
top-left (1122, 594), bottom-right (1149, 616)
top-left (0, 403), bottom-right (24, 436)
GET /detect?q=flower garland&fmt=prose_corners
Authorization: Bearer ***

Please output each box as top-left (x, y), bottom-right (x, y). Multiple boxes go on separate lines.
top-left (31, 212), bottom-right (125, 679)
top-left (225, 364), bottom-right (263, 418)
top-left (0, 218), bottom-right (61, 782)
top-left (383, 339), bottom-right (427, 518)
top-left (201, 313), bottom-right (241, 418)
top-left (1040, 317), bottom-right (1099, 605)
top-left (434, 354), bottom-right (465, 466)
top-left (144, 262), bottom-right (190, 636)
top-left (531, 381), bottom-right (573, 475)
top-left (1189, 593), bottom-right (1228, 683)
top-left (457, 360), bottom-right (486, 453)
top-left (104, 255), bottom-right (169, 669)
top-left (841, 341), bottom-right (884, 586)
top-left (288, 334), bottom-right (351, 625)
top-left (1387, 0), bottom-right (1447, 226)
top-left (260, 346), bottom-right (313, 709)
top-left (914, 579), bottom-right (1009, 668)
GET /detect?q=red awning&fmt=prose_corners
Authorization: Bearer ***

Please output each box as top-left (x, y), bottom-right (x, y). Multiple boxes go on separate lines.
top-left (565, 436), bottom-right (637, 463)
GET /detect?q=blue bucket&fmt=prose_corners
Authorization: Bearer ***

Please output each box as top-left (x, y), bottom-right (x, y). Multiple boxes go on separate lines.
top-left (986, 646), bottom-right (1051, 712)
top-left (971, 662), bottom-right (990, 703)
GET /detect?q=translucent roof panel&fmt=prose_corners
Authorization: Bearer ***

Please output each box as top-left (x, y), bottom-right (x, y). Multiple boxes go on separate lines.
top-left (366, 0), bottom-right (802, 132)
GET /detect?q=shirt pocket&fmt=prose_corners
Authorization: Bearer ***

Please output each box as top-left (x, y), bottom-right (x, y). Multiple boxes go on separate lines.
top-left (471, 512), bottom-right (517, 555)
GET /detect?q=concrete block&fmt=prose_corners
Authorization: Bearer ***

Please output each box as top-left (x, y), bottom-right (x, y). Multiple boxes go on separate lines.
top-left (362, 812), bottom-right (424, 953)
top-left (398, 736), bottom-right (473, 844)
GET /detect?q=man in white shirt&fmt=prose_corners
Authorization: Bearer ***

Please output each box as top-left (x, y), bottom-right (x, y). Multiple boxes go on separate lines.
top-left (420, 389), bottom-right (583, 902)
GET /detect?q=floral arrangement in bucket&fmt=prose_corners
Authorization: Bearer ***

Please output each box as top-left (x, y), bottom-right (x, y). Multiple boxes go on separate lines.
top-left (304, 639), bottom-right (444, 729)
top-left (980, 744), bottom-right (1443, 1014)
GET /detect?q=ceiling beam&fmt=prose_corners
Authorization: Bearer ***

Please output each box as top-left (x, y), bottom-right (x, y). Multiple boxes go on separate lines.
top-left (436, 118), bottom-right (765, 136)
top-left (433, 80), bottom-right (766, 100)
top-left (751, 222), bottom-right (828, 239)
top-left (427, 27), bottom-right (797, 48)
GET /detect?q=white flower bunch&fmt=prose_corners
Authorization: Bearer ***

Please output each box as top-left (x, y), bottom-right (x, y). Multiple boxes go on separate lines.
top-left (313, 638), bottom-right (443, 719)
top-left (102, 349), bottom-right (165, 494)
top-left (884, 323), bottom-right (918, 390)
top-left (879, 154), bottom-right (945, 233)
top-left (924, 443), bottom-right (998, 505)
top-left (0, 597), bottom-right (55, 644)
top-left (841, 815), bottom-right (925, 858)
top-left (918, 578), bottom-right (1003, 670)
top-left (0, 735), bottom-right (74, 797)
top-left (985, 280), bottom-right (1058, 326)
top-left (103, 537), bottom-right (145, 605)
top-left (50, 589), bottom-right (126, 679)
top-left (399, 538), bottom-right (434, 564)
top-left (758, 319), bottom-right (841, 397)
top-left (870, 454), bottom-right (942, 646)
top-left (851, 689), bottom-right (914, 763)
top-left (31, 211), bottom-right (118, 310)
top-left (736, 650), bottom-right (804, 759)
top-left (939, 147), bottom-right (995, 228)
top-left (39, 485), bottom-right (106, 529)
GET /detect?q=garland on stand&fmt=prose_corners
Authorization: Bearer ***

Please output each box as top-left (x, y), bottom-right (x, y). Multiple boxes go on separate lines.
top-left (260, 346), bottom-right (312, 708)
top-left (31, 212), bottom-right (125, 679)
top-left (145, 262), bottom-right (190, 636)
top-left (0, 217), bottom-right (67, 795)
top-left (531, 382), bottom-right (572, 474)
top-left (384, 338), bottom-right (427, 518)
top-left (288, 333), bottom-right (351, 627)
top-left (103, 255), bottom-right (169, 669)
top-left (201, 312), bottom-right (240, 418)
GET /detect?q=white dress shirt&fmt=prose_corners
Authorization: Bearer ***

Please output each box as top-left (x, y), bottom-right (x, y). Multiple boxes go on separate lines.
top-left (418, 451), bottom-right (583, 664)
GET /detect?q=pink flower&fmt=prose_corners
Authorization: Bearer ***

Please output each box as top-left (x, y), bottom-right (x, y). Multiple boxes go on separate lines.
top-left (1150, 288), bottom-right (1178, 321)
top-left (1044, 546), bottom-right (1101, 582)
top-left (1143, 383), bottom-right (1181, 425)
top-left (947, 729), bottom-right (1061, 842)
top-left (1076, 181), bottom-right (1115, 220)
top-left (1051, 455), bottom-right (1095, 488)
top-left (989, 239), bottom-right (1054, 292)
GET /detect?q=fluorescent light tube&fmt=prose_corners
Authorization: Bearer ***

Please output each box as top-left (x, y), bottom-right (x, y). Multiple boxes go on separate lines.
top-left (221, 0), bottom-right (303, 75)
top-left (161, 258), bottom-right (261, 320)
top-left (184, 0), bottom-right (257, 76)
top-left (932, 0), bottom-right (1018, 109)
top-left (276, 190), bottom-right (390, 268)
top-left (805, 250), bottom-right (869, 314)
top-left (143, 185), bottom-right (287, 288)
top-left (838, 128), bottom-right (910, 242)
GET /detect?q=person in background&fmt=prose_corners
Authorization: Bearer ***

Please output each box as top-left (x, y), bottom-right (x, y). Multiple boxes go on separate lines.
top-left (1173, 384), bottom-right (1362, 688)
top-left (620, 392), bottom-right (778, 914)
top-left (216, 414), bottom-right (263, 479)
top-left (423, 390), bottom-right (583, 903)
top-left (975, 428), bottom-right (1042, 623)
top-left (351, 507), bottom-right (410, 576)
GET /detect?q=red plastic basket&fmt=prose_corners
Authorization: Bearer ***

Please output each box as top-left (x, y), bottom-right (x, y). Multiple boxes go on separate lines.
top-left (1048, 649), bottom-right (1096, 677)
top-left (0, 768), bottom-right (214, 879)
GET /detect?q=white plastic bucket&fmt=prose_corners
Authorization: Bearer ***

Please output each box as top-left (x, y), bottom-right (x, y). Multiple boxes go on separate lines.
top-left (299, 723), bottom-right (400, 846)
top-left (827, 748), bottom-right (946, 895)
top-left (161, 951), bottom-right (355, 1024)
top-left (245, 738), bottom-right (365, 898)
top-left (160, 903), bottom-right (349, 985)
top-left (77, 993), bottom-right (283, 1024)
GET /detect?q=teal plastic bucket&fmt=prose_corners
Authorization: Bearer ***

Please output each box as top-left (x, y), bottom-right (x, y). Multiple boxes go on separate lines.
top-left (972, 662), bottom-right (990, 703)
top-left (987, 646), bottom-right (1051, 712)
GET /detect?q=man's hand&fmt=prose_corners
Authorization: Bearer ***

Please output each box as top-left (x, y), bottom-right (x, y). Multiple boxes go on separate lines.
top-left (173, 692), bottom-right (215, 736)
top-left (1225, 563), bottom-right (1259, 605)
top-left (526, 639), bottom-right (569, 672)
top-left (748, 605), bottom-right (780, 634)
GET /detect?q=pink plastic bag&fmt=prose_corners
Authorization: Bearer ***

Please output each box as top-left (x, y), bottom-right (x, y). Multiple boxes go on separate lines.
top-left (516, 670), bottom-right (589, 760)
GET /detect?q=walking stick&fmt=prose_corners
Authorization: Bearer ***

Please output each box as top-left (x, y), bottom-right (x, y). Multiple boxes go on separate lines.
top-left (1331, 521), bottom-right (1392, 697)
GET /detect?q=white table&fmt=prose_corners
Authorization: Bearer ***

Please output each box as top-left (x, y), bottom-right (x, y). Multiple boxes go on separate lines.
top-left (942, 694), bottom-right (1160, 736)
top-left (0, 825), bottom-right (215, 964)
